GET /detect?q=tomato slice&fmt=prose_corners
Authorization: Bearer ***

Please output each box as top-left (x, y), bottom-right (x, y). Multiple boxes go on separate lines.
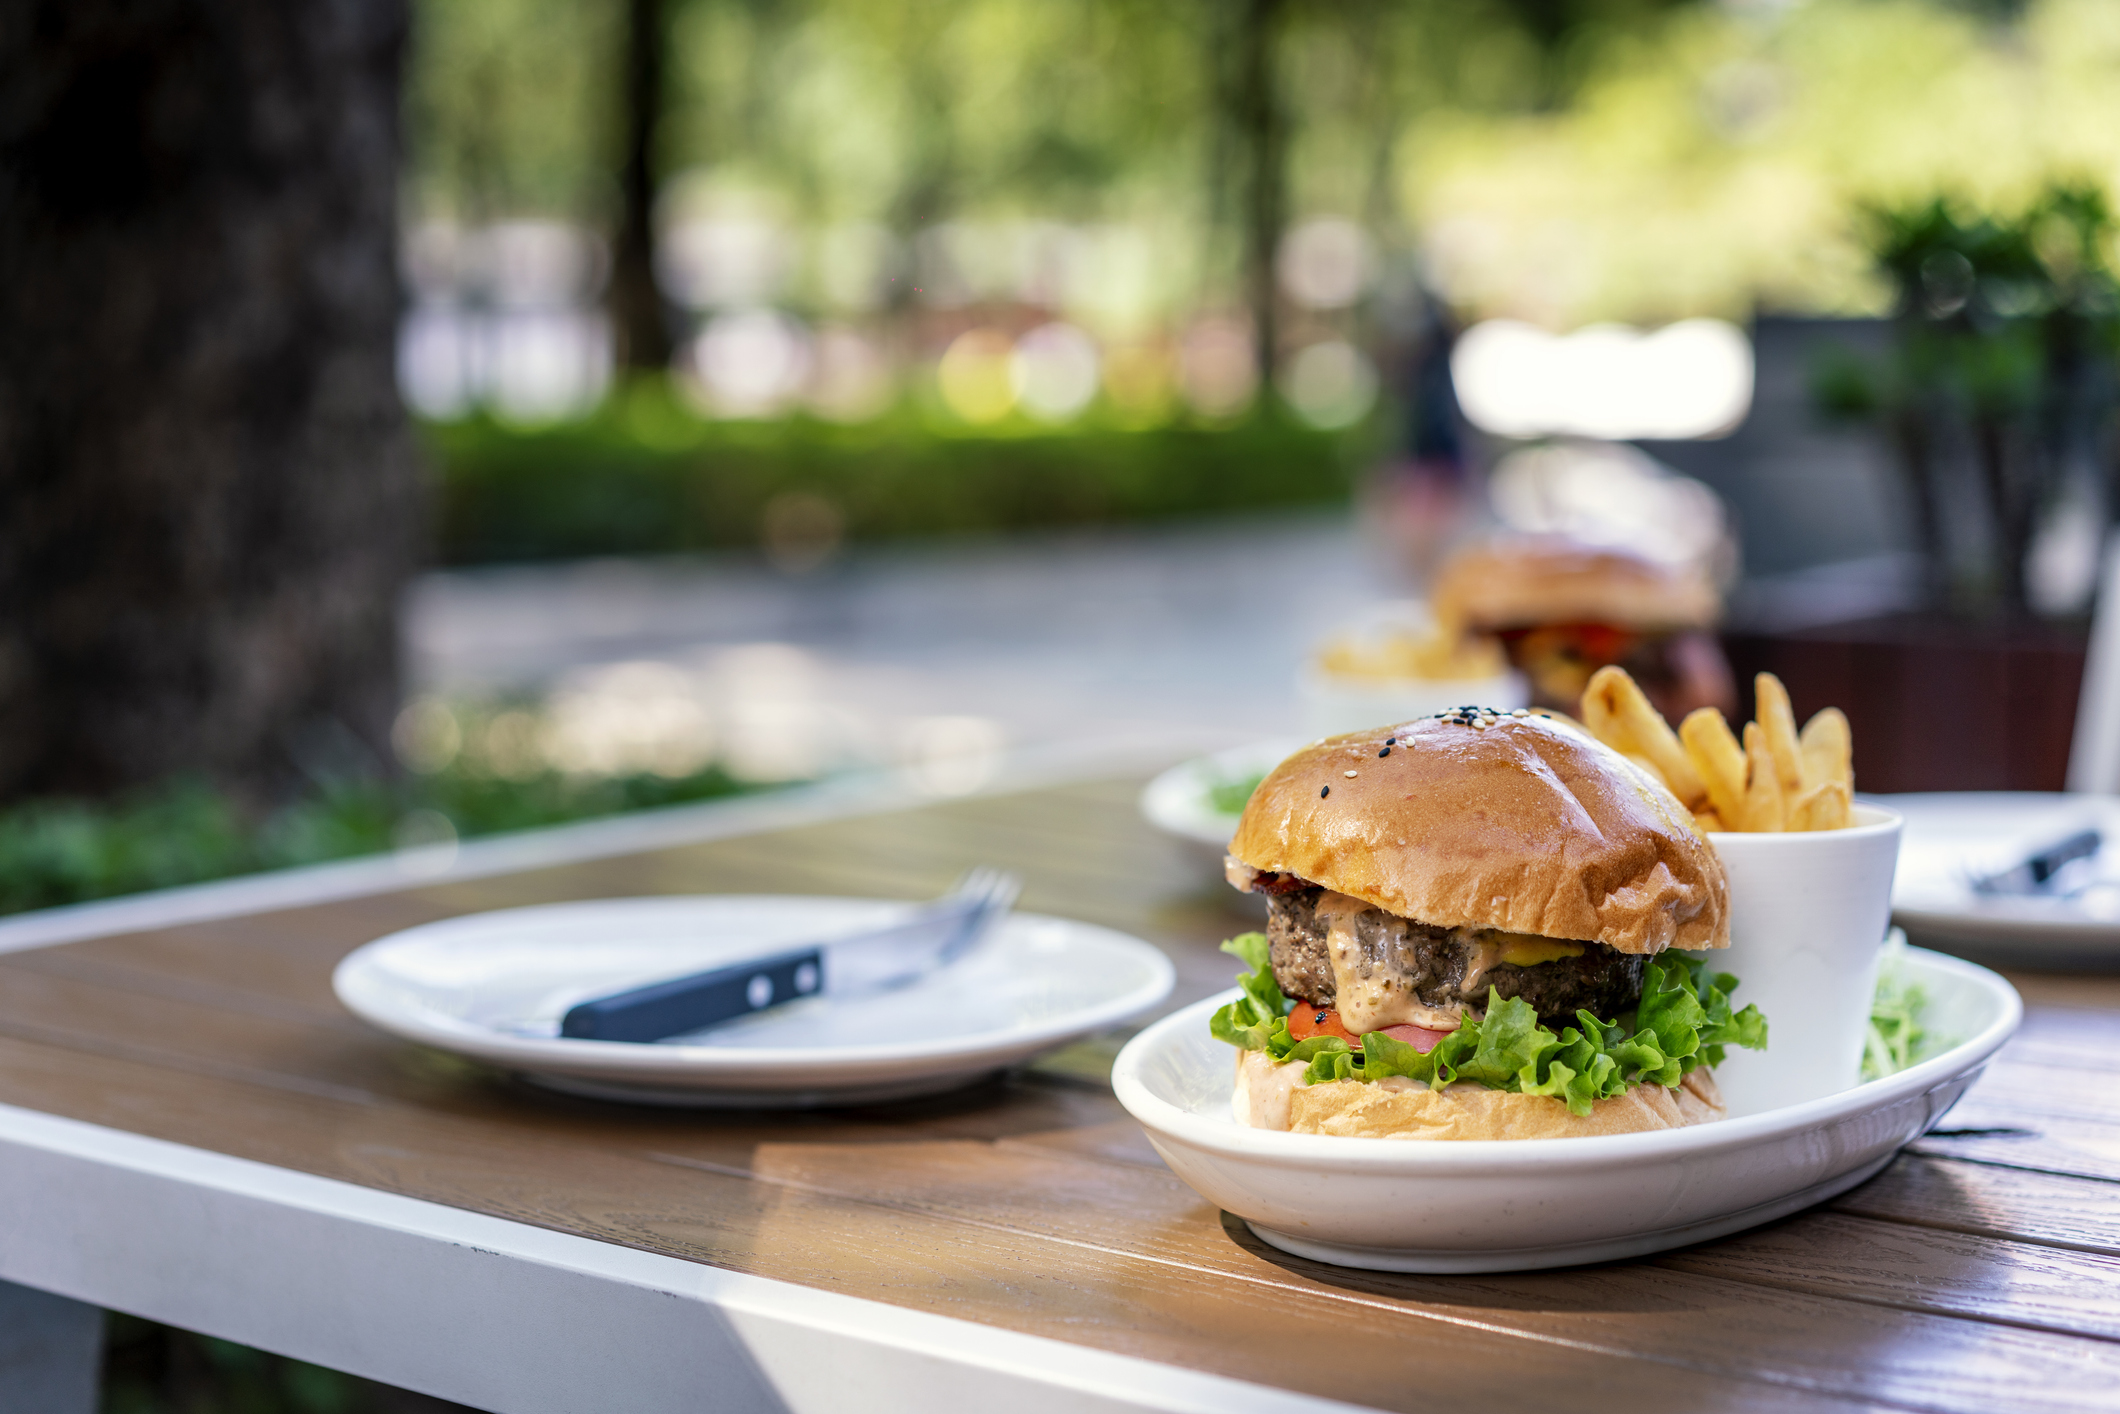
top-left (1287, 1009), bottom-right (1452, 1054)
top-left (1286, 1006), bottom-right (1356, 1043)
top-left (1374, 1022), bottom-right (1453, 1054)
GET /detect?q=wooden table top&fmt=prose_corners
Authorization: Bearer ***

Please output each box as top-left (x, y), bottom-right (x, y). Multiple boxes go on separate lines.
top-left (5, 776), bottom-right (2120, 1413)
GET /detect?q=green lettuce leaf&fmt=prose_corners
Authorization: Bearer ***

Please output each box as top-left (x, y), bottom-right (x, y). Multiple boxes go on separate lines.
top-left (1207, 933), bottom-right (1291, 1053)
top-left (1351, 1025), bottom-right (1441, 1083)
top-left (1208, 934), bottom-right (1771, 1117)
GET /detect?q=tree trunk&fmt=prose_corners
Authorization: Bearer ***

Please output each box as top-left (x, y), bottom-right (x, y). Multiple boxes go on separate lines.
top-left (0, 0), bottom-right (424, 803)
top-left (610, 0), bottom-right (671, 371)
top-left (1229, 0), bottom-right (1287, 390)
top-left (1887, 399), bottom-right (1950, 611)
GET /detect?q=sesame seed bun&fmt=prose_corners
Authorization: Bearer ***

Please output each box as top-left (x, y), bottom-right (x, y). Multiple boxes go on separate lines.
top-left (1432, 539), bottom-right (1719, 634)
top-left (1227, 711), bottom-right (1729, 955)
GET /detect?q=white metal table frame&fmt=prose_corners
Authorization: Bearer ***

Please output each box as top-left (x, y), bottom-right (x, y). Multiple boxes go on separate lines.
top-left (0, 756), bottom-right (1343, 1414)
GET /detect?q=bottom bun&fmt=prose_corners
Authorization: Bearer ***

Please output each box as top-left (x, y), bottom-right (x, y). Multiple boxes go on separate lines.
top-left (1234, 1050), bottom-right (1726, 1140)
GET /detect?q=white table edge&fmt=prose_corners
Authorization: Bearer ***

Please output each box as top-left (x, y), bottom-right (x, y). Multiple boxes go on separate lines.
top-left (0, 735), bottom-right (1365, 1412)
top-left (0, 1101), bottom-right (1354, 1414)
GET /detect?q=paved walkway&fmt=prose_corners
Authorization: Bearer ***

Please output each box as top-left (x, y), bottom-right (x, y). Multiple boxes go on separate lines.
top-left (404, 514), bottom-right (1405, 788)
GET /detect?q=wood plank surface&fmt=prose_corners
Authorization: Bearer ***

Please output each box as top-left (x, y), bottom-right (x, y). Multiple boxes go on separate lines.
top-left (5, 777), bottom-right (2120, 1412)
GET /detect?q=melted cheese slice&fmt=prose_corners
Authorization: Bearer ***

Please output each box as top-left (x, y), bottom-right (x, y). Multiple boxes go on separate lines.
top-left (1460, 931), bottom-right (1586, 996)
top-left (1494, 933), bottom-right (1588, 968)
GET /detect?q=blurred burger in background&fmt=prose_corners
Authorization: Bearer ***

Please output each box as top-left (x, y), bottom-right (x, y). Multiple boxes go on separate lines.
top-left (1431, 537), bottom-right (1735, 721)
top-left (1298, 602), bottom-right (1528, 738)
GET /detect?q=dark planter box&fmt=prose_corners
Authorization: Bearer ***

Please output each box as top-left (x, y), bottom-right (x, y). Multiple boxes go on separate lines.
top-left (1722, 616), bottom-right (2089, 794)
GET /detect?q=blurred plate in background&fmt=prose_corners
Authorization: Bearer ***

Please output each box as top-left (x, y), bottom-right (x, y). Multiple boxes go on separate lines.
top-left (1139, 738), bottom-right (1306, 867)
top-left (1887, 792), bottom-right (2120, 965)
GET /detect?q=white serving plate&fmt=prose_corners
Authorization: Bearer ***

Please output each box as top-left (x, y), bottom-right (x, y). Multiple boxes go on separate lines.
top-left (1885, 791), bottom-right (2120, 963)
top-left (1112, 946), bottom-right (2017, 1273)
top-left (335, 896), bottom-right (1174, 1107)
top-left (1139, 738), bottom-right (1306, 865)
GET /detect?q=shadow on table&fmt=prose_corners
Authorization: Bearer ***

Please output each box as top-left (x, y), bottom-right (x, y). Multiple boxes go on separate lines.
top-left (1220, 1209), bottom-right (1761, 1315)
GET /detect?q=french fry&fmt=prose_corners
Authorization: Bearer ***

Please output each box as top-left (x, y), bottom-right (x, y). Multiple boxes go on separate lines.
top-left (1754, 673), bottom-right (1806, 798)
top-left (1800, 707), bottom-right (1852, 794)
top-left (1679, 707), bottom-right (1748, 828)
top-left (1579, 672), bottom-right (1630, 749)
top-left (1788, 780), bottom-right (1851, 832)
top-left (1822, 780), bottom-right (1852, 829)
top-left (1741, 721), bottom-right (1785, 831)
top-left (1583, 666), bottom-right (1706, 808)
top-left (1572, 663), bottom-right (1856, 831)
top-left (1797, 707), bottom-right (1853, 830)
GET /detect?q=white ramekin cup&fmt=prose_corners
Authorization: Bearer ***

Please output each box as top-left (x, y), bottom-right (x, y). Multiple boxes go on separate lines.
top-left (1694, 804), bottom-right (1904, 1117)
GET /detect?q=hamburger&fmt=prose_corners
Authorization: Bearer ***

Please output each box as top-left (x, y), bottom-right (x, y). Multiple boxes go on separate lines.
top-left (1431, 538), bottom-right (1734, 721)
top-left (1211, 707), bottom-right (1766, 1140)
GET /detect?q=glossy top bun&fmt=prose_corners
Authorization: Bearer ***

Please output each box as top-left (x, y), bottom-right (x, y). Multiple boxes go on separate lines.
top-left (1433, 539), bottom-right (1719, 633)
top-left (1228, 710), bottom-right (1729, 954)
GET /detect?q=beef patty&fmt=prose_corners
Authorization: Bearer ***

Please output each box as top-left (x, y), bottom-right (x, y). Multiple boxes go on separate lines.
top-left (1265, 888), bottom-right (1646, 1027)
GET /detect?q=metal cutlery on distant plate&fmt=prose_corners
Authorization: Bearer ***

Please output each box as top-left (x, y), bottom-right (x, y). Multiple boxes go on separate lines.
top-left (557, 867), bottom-right (1022, 1043)
top-left (1967, 828), bottom-right (2106, 899)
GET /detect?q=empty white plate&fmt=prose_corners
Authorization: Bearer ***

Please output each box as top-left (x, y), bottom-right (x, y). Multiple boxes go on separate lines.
top-left (1112, 946), bottom-right (2018, 1273)
top-left (335, 896), bottom-right (1175, 1107)
top-left (1885, 792), bottom-right (2120, 963)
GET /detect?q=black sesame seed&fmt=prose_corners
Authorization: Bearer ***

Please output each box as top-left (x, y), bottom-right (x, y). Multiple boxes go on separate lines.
top-left (1319, 785), bottom-right (1330, 797)
top-left (1313, 1012), bottom-right (1327, 1025)
top-left (1378, 746), bottom-right (1391, 757)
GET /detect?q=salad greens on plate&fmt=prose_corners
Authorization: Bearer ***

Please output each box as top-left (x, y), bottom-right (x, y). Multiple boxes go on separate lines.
top-left (1863, 961), bottom-right (1931, 1080)
top-left (1205, 770), bottom-right (1267, 817)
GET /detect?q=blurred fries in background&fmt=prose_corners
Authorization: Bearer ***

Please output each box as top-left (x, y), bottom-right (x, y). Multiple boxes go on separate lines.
top-left (1582, 666), bottom-right (1855, 832)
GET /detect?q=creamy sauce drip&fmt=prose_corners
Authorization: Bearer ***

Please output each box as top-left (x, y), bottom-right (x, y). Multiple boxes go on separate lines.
top-left (1232, 1050), bottom-right (1307, 1130)
top-left (1317, 891), bottom-right (1465, 1033)
top-left (1317, 893), bottom-right (1589, 1031)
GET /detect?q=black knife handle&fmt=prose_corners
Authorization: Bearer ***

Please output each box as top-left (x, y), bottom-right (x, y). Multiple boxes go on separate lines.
top-left (559, 946), bottom-right (824, 1042)
top-left (2029, 829), bottom-right (2102, 884)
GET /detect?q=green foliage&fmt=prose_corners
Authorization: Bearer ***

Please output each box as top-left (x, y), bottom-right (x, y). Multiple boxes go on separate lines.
top-left (1821, 181), bottom-right (2120, 613)
top-left (0, 763), bottom-right (750, 917)
top-left (427, 380), bottom-right (1362, 564)
top-left (406, 0), bottom-right (619, 219)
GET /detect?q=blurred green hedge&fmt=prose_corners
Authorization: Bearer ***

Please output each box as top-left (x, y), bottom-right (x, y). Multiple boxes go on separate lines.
top-left (0, 766), bottom-right (750, 917)
top-left (426, 384), bottom-right (1366, 565)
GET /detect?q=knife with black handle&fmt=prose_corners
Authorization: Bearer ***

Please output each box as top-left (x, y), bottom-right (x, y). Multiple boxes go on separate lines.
top-left (559, 868), bottom-right (1019, 1042)
top-left (1969, 828), bottom-right (2102, 896)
